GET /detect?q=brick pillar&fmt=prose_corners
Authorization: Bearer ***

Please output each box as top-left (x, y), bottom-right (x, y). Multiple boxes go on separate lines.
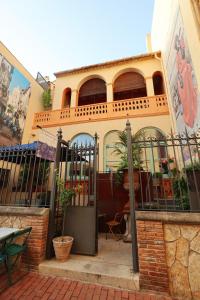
top-left (27, 213), bottom-right (49, 270)
top-left (137, 220), bottom-right (169, 293)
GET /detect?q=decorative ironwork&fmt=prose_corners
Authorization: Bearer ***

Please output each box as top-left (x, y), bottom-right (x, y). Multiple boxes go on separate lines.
top-left (126, 125), bottom-right (200, 211)
top-left (0, 142), bottom-right (53, 207)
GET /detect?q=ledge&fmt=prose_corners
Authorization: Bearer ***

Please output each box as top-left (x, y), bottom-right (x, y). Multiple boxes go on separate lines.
top-left (136, 210), bottom-right (200, 224)
top-left (0, 206), bottom-right (49, 217)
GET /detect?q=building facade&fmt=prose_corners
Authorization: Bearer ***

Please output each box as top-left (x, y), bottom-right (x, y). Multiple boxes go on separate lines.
top-left (32, 52), bottom-right (171, 171)
top-left (151, 0), bottom-right (200, 135)
top-left (0, 41), bottom-right (44, 146)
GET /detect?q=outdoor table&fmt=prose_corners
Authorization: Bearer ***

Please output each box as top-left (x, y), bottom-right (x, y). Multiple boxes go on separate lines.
top-left (0, 227), bottom-right (19, 242)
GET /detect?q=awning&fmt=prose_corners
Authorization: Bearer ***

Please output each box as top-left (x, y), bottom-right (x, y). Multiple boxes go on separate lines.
top-left (0, 141), bottom-right (85, 164)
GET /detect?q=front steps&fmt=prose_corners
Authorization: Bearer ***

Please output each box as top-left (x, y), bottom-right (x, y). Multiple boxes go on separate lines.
top-left (39, 235), bottom-right (139, 291)
top-left (39, 255), bottom-right (139, 290)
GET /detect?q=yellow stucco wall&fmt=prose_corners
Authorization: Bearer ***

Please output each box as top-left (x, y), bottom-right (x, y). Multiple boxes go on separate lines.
top-left (0, 41), bottom-right (44, 144)
top-left (29, 52), bottom-right (172, 171)
top-left (32, 114), bottom-right (171, 171)
top-left (53, 54), bottom-right (163, 109)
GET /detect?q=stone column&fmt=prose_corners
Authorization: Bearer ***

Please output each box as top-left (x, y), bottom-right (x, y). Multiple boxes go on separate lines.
top-left (71, 89), bottom-right (78, 107)
top-left (145, 76), bottom-right (155, 97)
top-left (106, 83), bottom-right (113, 102)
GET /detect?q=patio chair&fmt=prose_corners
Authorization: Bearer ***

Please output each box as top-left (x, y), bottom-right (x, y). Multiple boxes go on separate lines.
top-left (106, 212), bottom-right (124, 240)
top-left (4, 227), bottom-right (32, 285)
top-left (0, 232), bottom-right (16, 288)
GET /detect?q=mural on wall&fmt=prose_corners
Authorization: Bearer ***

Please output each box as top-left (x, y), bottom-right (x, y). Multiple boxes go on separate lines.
top-left (0, 53), bottom-right (31, 145)
top-left (166, 9), bottom-right (200, 135)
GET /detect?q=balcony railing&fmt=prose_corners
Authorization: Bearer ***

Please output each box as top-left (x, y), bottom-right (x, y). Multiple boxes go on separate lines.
top-left (33, 94), bottom-right (169, 128)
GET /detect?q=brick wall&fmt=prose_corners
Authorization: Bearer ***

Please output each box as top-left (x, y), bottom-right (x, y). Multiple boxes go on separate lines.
top-left (136, 211), bottom-right (200, 299)
top-left (0, 207), bottom-right (49, 270)
top-left (136, 220), bottom-right (169, 293)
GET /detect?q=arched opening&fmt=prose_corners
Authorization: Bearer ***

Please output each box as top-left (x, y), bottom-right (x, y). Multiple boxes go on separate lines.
top-left (103, 130), bottom-right (121, 171)
top-left (71, 133), bottom-right (94, 146)
top-left (153, 72), bottom-right (165, 95)
top-left (62, 88), bottom-right (71, 108)
top-left (70, 133), bottom-right (94, 178)
top-left (136, 127), bottom-right (167, 172)
top-left (78, 78), bottom-right (106, 106)
top-left (113, 71), bottom-right (147, 101)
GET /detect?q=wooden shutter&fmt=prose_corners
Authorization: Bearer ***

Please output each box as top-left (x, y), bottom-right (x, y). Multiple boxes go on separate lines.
top-left (114, 72), bottom-right (146, 92)
top-left (79, 78), bottom-right (106, 96)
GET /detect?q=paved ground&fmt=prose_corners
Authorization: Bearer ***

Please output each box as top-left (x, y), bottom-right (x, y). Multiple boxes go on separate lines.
top-left (0, 273), bottom-right (174, 300)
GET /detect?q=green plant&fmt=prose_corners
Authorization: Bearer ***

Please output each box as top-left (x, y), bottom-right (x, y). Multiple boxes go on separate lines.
top-left (113, 130), bottom-right (142, 169)
top-left (56, 176), bottom-right (76, 207)
top-left (173, 173), bottom-right (190, 210)
top-left (153, 172), bottom-right (163, 178)
top-left (42, 89), bottom-right (52, 109)
top-left (113, 130), bottom-right (142, 184)
top-left (185, 161), bottom-right (200, 172)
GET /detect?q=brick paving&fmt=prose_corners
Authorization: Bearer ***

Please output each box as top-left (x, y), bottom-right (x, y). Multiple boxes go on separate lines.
top-left (0, 273), bottom-right (174, 300)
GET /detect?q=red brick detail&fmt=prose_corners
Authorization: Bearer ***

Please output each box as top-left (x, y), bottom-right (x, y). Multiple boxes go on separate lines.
top-left (137, 220), bottom-right (169, 293)
top-left (7, 213), bottom-right (49, 271)
top-left (0, 273), bottom-right (173, 300)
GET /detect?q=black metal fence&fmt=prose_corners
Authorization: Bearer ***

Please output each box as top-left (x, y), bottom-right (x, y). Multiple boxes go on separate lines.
top-left (126, 123), bottom-right (200, 211)
top-left (0, 143), bottom-right (53, 207)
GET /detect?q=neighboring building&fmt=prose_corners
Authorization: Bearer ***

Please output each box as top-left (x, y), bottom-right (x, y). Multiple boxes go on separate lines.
top-left (0, 41), bottom-right (44, 145)
top-left (151, 0), bottom-right (200, 135)
top-left (32, 52), bottom-right (171, 171)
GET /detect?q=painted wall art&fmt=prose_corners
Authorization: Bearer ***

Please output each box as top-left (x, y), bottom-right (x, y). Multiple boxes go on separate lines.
top-left (166, 9), bottom-right (200, 135)
top-left (0, 53), bottom-right (31, 145)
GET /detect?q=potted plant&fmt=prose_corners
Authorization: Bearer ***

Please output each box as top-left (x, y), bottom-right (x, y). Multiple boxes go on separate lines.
top-left (113, 130), bottom-right (142, 191)
top-left (52, 176), bottom-right (76, 261)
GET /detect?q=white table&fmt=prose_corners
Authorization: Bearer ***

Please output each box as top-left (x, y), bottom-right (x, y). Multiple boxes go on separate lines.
top-left (0, 227), bottom-right (19, 241)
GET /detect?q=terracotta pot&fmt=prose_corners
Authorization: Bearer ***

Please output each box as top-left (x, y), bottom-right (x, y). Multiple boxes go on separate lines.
top-left (53, 236), bottom-right (74, 262)
top-left (123, 168), bottom-right (140, 191)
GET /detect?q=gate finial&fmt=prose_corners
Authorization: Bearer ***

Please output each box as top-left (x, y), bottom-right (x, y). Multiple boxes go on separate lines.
top-left (126, 119), bottom-right (131, 129)
top-left (57, 128), bottom-right (63, 141)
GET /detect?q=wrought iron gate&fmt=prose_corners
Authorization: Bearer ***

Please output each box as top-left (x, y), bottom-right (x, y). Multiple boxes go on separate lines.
top-left (48, 129), bottom-right (98, 256)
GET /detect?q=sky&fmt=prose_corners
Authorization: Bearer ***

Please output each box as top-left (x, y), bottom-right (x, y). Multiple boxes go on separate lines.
top-left (0, 0), bottom-right (154, 80)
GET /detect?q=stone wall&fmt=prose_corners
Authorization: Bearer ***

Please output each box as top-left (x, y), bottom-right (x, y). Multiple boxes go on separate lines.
top-left (136, 211), bottom-right (200, 299)
top-left (0, 206), bottom-right (49, 270)
top-left (164, 223), bottom-right (200, 300)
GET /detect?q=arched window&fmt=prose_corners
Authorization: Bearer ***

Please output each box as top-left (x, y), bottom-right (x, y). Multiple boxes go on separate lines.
top-left (62, 88), bottom-right (71, 108)
top-left (71, 133), bottom-right (94, 146)
top-left (78, 78), bottom-right (106, 106)
top-left (70, 133), bottom-right (94, 178)
top-left (136, 127), bottom-right (166, 172)
top-left (104, 130), bottom-right (121, 171)
top-left (113, 71), bottom-right (147, 101)
top-left (153, 72), bottom-right (165, 95)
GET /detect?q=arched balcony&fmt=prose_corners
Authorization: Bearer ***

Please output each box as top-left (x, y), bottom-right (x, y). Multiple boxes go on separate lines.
top-left (33, 73), bottom-right (168, 128)
top-left (113, 71), bottom-right (147, 101)
top-left (62, 88), bottom-right (71, 108)
top-left (78, 78), bottom-right (107, 106)
top-left (153, 72), bottom-right (165, 95)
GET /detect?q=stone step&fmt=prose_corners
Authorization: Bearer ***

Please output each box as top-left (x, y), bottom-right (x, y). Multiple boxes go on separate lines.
top-left (39, 255), bottom-right (139, 291)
